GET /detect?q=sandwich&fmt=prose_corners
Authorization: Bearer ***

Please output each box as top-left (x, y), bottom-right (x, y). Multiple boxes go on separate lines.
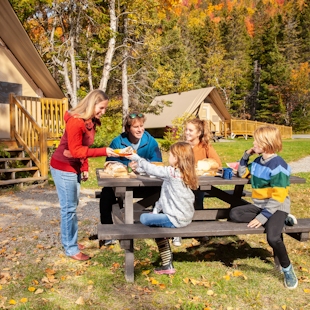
top-left (103, 161), bottom-right (128, 177)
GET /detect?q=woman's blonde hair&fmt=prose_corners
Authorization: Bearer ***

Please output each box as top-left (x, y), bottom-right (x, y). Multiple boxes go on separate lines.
top-left (186, 118), bottom-right (211, 147)
top-left (254, 125), bottom-right (282, 153)
top-left (69, 89), bottom-right (109, 120)
top-left (170, 142), bottom-right (198, 190)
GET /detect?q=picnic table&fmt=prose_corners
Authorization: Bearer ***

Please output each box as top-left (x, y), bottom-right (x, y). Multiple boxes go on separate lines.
top-left (96, 170), bottom-right (309, 282)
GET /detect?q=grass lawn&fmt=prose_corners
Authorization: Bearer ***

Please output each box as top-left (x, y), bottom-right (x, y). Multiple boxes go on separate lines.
top-left (1, 138), bottom-right (310, 309)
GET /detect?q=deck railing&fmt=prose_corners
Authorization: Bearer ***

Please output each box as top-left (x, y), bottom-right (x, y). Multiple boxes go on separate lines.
top-left (9, 94), bottom-right (69, 178)
top-left (9, 94), bottom-right (48, 177)
top-left (221, 119), bottom-right (292, 139)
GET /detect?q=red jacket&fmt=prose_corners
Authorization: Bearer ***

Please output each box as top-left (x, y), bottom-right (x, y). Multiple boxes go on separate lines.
top-left (50, 111), bottom-right (107, 174)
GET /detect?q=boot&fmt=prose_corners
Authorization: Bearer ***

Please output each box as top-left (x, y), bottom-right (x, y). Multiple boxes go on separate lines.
top-left (154, 238), bottom-right (176, 275)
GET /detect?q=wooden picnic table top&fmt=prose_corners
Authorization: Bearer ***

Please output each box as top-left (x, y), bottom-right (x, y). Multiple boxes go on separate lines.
top-left (96, 169), bottom-right (305, 188)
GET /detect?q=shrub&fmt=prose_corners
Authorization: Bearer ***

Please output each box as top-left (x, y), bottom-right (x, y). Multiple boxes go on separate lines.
top-left (160, 113), bottom-right (194, 151)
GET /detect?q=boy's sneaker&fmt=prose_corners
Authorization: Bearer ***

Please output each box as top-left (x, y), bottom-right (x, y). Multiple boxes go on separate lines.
top-left (154, 263), bottom-right (176, 275)
top-left (172, 237), bottom-right (182, 247)
top-left (285, 214), bottom-right (298, 226)
top-left (282, 264), bottom-right (298, 289)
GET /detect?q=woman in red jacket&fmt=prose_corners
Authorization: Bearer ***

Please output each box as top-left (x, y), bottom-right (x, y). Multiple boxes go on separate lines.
top-left (50, 89), bottom-right (118, 261)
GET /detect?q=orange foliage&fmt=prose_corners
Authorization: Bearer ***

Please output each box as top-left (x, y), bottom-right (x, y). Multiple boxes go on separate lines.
top-left (245, 17), bottom-right (254, 37)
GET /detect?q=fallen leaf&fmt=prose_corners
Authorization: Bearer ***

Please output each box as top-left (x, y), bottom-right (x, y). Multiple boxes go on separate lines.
top-left (142, 270), bottom-right (151, 275)
top-left (45, 268), bottom-right (56, 275)
top-left (304, 288), bottom-right (310, 293)
top-left (75, 296), bottom-right (85, 305)
top-left (9, 299), bottom-right (16, 305)
top-left (223, 275), bottom-right (230, 281)
top-left (151, 278), bottom-right (159, 285)
top-left (207, 290), bottom-right (214, 296)
top-left (159, 283), bottom-right (166, 289)
top-left (35, 288), bottom-right (44, 295)
top-left (183, 278), bottom-right (189, 284)
top-left (20, 298), bottom-right (28, 303)
top-left (28, 286), bottom-right (36, 292)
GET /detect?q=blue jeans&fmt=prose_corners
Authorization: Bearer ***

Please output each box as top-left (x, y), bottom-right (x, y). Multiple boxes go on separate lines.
top-left (140, 213), bottom-right (176, 228)
top-left (50, 166), bottom-right (81, 256)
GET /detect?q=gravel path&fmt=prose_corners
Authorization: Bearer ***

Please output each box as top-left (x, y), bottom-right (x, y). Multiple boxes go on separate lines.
top-left (288, 156), bottom-right (310, 173)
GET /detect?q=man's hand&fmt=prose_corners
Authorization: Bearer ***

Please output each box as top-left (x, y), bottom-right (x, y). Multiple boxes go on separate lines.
top-left (247, 218), bottom-right (262, 228)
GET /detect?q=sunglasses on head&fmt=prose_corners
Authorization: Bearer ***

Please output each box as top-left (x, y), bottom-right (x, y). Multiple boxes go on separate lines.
top-left (129, 113), bottom-right (144, 119)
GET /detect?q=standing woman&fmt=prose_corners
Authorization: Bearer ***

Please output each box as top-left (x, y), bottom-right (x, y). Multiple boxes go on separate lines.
top-left (50, 89), bottom-right (118, 261)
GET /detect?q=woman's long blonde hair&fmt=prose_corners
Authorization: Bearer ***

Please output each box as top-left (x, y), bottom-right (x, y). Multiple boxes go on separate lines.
top-left (186, 118), bottom-right (211, 147)
top-left (69, 89), bottom-right (109, 120)
top-left (170, 142), bottom-right (198, 190)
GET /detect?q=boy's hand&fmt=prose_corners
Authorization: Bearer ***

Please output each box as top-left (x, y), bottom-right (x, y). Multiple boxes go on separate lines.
top-left (247, 218), bottom-right (262, 228)
top-left (246, 147), bottom-right (256, 155)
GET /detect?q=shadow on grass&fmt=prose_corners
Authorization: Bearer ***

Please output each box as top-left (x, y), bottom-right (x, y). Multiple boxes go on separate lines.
top-left (172, 236), bottom-right (273, 269)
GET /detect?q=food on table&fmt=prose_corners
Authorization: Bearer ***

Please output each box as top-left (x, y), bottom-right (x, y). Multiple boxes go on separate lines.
top-left (196, 158), bottom-right (220, 176)
top-left (114, 146), bottom-right (136, 156)
top-left (104, 161), bottom-right (128, 177)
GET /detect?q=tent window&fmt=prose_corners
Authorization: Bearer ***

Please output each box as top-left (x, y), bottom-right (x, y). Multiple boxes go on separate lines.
top-left (0, 82), bottom-right (22, 103)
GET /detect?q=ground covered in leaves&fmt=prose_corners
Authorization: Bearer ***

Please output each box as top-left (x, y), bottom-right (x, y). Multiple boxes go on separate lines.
top-left (0, 184), bottom-right (310, 309)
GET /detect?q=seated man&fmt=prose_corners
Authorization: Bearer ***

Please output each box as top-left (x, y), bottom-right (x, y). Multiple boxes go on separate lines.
top-left (99, 112), bottom-right (162, 245)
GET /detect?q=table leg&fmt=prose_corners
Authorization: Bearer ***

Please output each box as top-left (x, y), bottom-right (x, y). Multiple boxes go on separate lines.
top-left (124, 190), bottom-right (135, 282)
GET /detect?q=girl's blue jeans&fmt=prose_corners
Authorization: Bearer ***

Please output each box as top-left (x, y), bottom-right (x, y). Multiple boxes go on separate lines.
top-left (140, 213), bottom-right (176, 228)
top-left (50, 166), bottom-right (81, 256)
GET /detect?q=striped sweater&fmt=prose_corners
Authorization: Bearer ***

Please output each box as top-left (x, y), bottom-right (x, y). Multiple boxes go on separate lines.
top-left (238, 152), bottom-right (291, 225)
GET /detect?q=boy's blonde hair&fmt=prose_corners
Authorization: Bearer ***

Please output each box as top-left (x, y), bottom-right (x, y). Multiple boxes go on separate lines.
top-left (70, 89), bottom-right (109, 120)
top-left (254, 125), bottom-right (282, 153)
top-left (170, 142), bottom-right (198, 190)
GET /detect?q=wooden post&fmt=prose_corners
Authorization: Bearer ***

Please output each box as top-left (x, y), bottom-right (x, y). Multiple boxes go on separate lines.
top-left (9, 93), bottom-right (16, 140)
top-left (124, 190), bottom-right (134, 282)
top-left (39, 127), bottom-right (48, 177)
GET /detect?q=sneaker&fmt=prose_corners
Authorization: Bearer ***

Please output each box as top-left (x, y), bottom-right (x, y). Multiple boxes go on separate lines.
top-left (282, 264), bottom-right (298, 289)
top-left (104, 239), bottom-right (117, 246)
top-left (172, 237), bottom-right (182, 247)
top-left (154, 263), bottom-right (176, 275)
top-left (285, 214), bottom-right (298, 226)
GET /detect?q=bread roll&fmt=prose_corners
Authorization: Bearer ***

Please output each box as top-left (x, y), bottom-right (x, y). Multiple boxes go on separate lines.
top-left (197, 158), bottom-right (219, 171)
top-left (104, 161), bottom-right (128, 177)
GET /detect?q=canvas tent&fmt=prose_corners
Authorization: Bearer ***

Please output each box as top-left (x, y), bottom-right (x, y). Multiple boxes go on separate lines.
top-left (144, 87), bottom-right (231, 137)
top-left (0, 0), bottom-right (64, 139)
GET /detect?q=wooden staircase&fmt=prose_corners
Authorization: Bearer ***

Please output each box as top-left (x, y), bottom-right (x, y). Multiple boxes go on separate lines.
top-left (0, 147), bottom-right (47, 187)
top-left (0, 94), bottom-right (67, 188)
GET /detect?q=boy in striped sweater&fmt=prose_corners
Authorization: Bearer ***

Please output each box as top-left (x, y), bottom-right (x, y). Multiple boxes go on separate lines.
top-left (229, 125), bottom-right (298, 289)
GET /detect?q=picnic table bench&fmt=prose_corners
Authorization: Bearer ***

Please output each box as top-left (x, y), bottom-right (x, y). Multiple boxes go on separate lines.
top-left (96, 170), bottom-right (309, 282)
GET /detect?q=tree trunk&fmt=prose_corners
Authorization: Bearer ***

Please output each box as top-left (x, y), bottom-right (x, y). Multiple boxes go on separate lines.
top-left (99, 0), bottom-right (117, 92)
top-left (122, 12), bottom-right (129, 131)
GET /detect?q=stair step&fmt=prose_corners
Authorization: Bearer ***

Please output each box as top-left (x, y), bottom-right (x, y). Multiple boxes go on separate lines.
top-left (3, 148), bottom-right (24, 152)
top-left (0, 157), bottom-right (31, 162)
top-left (0, 176), bottom-right (47, 186)
top-left (0, 167), bottom-right (39, 173)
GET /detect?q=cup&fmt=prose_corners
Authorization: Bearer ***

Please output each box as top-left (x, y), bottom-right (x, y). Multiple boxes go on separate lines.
top-left (222, 167), bottom-right (233, 180)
